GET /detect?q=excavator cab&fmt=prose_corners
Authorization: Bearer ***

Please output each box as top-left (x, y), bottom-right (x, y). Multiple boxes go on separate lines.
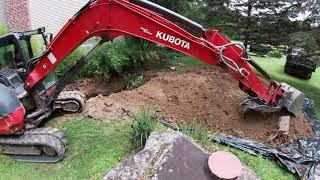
top-left (0, 28), bottom-right (57, 93)
top-left (0, 27), bottom-right (52, 74)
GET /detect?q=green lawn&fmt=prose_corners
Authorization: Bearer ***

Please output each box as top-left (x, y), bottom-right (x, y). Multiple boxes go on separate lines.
top-left (0, 119), bottom-right (132, 180)
top-left (151, 53), bottom-right (207, 70)
top-left (0, 117), bottom-right (296, 180)
top-left (251, 55), bottom-right (320, 115)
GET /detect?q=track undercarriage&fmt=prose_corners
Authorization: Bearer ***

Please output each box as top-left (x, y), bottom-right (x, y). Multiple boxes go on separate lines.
top-left (0, 128), bottom-right (67, 163)
top-left (0, 91), bottom-right (86, 163)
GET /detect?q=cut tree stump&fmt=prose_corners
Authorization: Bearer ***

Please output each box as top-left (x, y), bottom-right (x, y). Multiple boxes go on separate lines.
top-left (208, 151), bottom-right (243, 180)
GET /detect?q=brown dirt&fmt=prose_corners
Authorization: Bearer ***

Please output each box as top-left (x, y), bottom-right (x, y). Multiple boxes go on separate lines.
top-left (64, 76), bottom-right (127, 98)
top-left (81, 67), bottom-right (313, 146)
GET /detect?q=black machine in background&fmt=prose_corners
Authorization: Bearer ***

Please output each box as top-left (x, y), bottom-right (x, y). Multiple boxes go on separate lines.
top-left (284, 47), bottom-right (317, 80)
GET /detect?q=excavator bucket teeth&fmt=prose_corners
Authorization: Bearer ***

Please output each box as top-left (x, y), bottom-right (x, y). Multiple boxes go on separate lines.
top-left (241, 97), bottom-right (281, 113)
top-left (242, 85), bottom-right (305, 116)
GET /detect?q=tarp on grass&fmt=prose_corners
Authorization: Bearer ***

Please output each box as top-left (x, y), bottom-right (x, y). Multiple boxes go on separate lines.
top-left (212, 99), bottom-right (320, 180)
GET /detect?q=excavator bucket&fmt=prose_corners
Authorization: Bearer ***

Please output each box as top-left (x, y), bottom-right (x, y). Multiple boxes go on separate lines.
top-left (280, 84), bottom-right (305, 116)
top-left (242, 84), bottom-right (305, 116)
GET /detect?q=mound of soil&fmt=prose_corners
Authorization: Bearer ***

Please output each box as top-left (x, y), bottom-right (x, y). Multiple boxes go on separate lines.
top-left (83, 67), bottom-right (313, 146)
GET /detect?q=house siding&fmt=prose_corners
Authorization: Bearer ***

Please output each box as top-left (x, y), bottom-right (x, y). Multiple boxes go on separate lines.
top-left (0, 1), bottom-right (6, 25)
top-left (29, 0), bottom-right (88, 34)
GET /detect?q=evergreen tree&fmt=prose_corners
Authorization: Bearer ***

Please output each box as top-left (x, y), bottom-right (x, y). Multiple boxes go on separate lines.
top-left (230, 0), bottom-right (306, 48)
top-left (199, 0), bottom-right (242, 39)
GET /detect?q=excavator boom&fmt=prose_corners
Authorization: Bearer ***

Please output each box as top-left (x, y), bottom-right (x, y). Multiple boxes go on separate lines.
top-left (24, 0), bottom-right (304, 116)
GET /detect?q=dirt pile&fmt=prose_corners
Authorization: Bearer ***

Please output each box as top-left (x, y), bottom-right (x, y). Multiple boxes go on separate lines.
top-left (83, 67), bottom-right (313, 146)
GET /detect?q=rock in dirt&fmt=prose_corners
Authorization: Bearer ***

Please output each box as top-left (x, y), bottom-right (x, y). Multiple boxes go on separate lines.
top-left (84, 67), bottom-right (313, 146)
top-left (103, 129), bottom-right (259, 180)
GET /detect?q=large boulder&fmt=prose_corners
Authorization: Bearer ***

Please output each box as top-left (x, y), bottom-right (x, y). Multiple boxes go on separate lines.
top-left (104, 129), bottom-right (259, 180)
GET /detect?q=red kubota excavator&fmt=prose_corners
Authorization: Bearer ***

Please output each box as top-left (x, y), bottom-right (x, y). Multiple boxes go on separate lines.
top-left (0, 0), bottom-right (305, 163)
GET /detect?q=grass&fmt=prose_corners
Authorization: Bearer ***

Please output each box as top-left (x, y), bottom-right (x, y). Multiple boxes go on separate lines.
top-left (176, 122), bottom-right (296, 180)
top-left (151, 53), bottom-right (207, 70)
top-left (0, 118), bottom-right (132, 180)
top-left (251, 55), bottom-right (320, 116)
top-left (129, 109), bottom-right (158, 148)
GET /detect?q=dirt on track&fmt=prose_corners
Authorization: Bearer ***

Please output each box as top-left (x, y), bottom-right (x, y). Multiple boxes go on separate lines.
top-left (78, 67), bottom-right (313, 146)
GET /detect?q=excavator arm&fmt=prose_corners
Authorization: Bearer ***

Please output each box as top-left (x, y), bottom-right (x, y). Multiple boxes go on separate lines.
top-left (25, 0), bottom-right (304, 115)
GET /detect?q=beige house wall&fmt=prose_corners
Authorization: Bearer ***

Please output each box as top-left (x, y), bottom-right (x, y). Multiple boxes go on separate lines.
top-left (0, 1), bottom-right (7, 25)
top-left (29, 0), bottom-right (88, 34)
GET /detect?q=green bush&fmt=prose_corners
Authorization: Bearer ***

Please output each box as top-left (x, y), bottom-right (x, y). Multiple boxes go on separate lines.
top-left (267, 49), bottom-right (283, 58)
top-left (55, 37), bottom-right (172, 79)
top-left (80, 41), bottom-right (129, 77)
top-left (250, 44), bottom-right (272, 56)
top-left (0, 25), bottom-right (8, 36)
top-left (56, 47), bottom-right (88, 77)
top-left (129, 109), bottom-right (158, 148)
top-left (124, 38), bottom-right (161, 67)
top-left (127, 73), bottom-right (144, 90)
top-left (81, 38), bottom-right (165, 78)
top-left (289, 32), bottom-right (319, 54)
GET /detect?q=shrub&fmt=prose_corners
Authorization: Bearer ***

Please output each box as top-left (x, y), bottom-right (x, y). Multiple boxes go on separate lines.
top-left (250, 44), bottom-right (272, 56)
top-left (55, 37), bottom-right (170, 79)
top-left (56, 47), bottom-right (88, 77)
top-left (127, 73), bottom-right (144, 90)
top-left (123, 38), bottom-right (161, 68)
top-left (267, 49), bottom-right (282, 58)
top-left (289, 32), bottom-right (319, 54)
top-left (129, 109), bottom-right (158, 148)
top-left (80, 37), bottom-right (165, 78)
top-left (81, 41), bottom-right (130, 77)
top-left (0, 25), bottom-right (8, 36)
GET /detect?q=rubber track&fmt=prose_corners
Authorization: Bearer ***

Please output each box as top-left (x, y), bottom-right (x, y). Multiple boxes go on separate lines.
top-left (55, 91), bottom-right (86, 112)
top-left (0, 128), bottom-right (68, 163)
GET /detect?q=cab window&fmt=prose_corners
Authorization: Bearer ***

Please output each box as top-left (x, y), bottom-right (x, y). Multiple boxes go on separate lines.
top-left (30, 35), bottom-right (46, 57)
top-left (19, 39), bottom-right (30, 60)
top-left (0, 41), bottom-right (17, 69)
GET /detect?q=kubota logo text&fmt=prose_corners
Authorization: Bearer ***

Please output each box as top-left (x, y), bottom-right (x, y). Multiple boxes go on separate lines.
top-left (156, 31), bottom-right (190, 50)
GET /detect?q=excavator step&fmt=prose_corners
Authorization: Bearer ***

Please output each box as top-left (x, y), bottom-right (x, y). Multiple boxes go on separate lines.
top-left (0, 128), bottom-right (67, 163)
